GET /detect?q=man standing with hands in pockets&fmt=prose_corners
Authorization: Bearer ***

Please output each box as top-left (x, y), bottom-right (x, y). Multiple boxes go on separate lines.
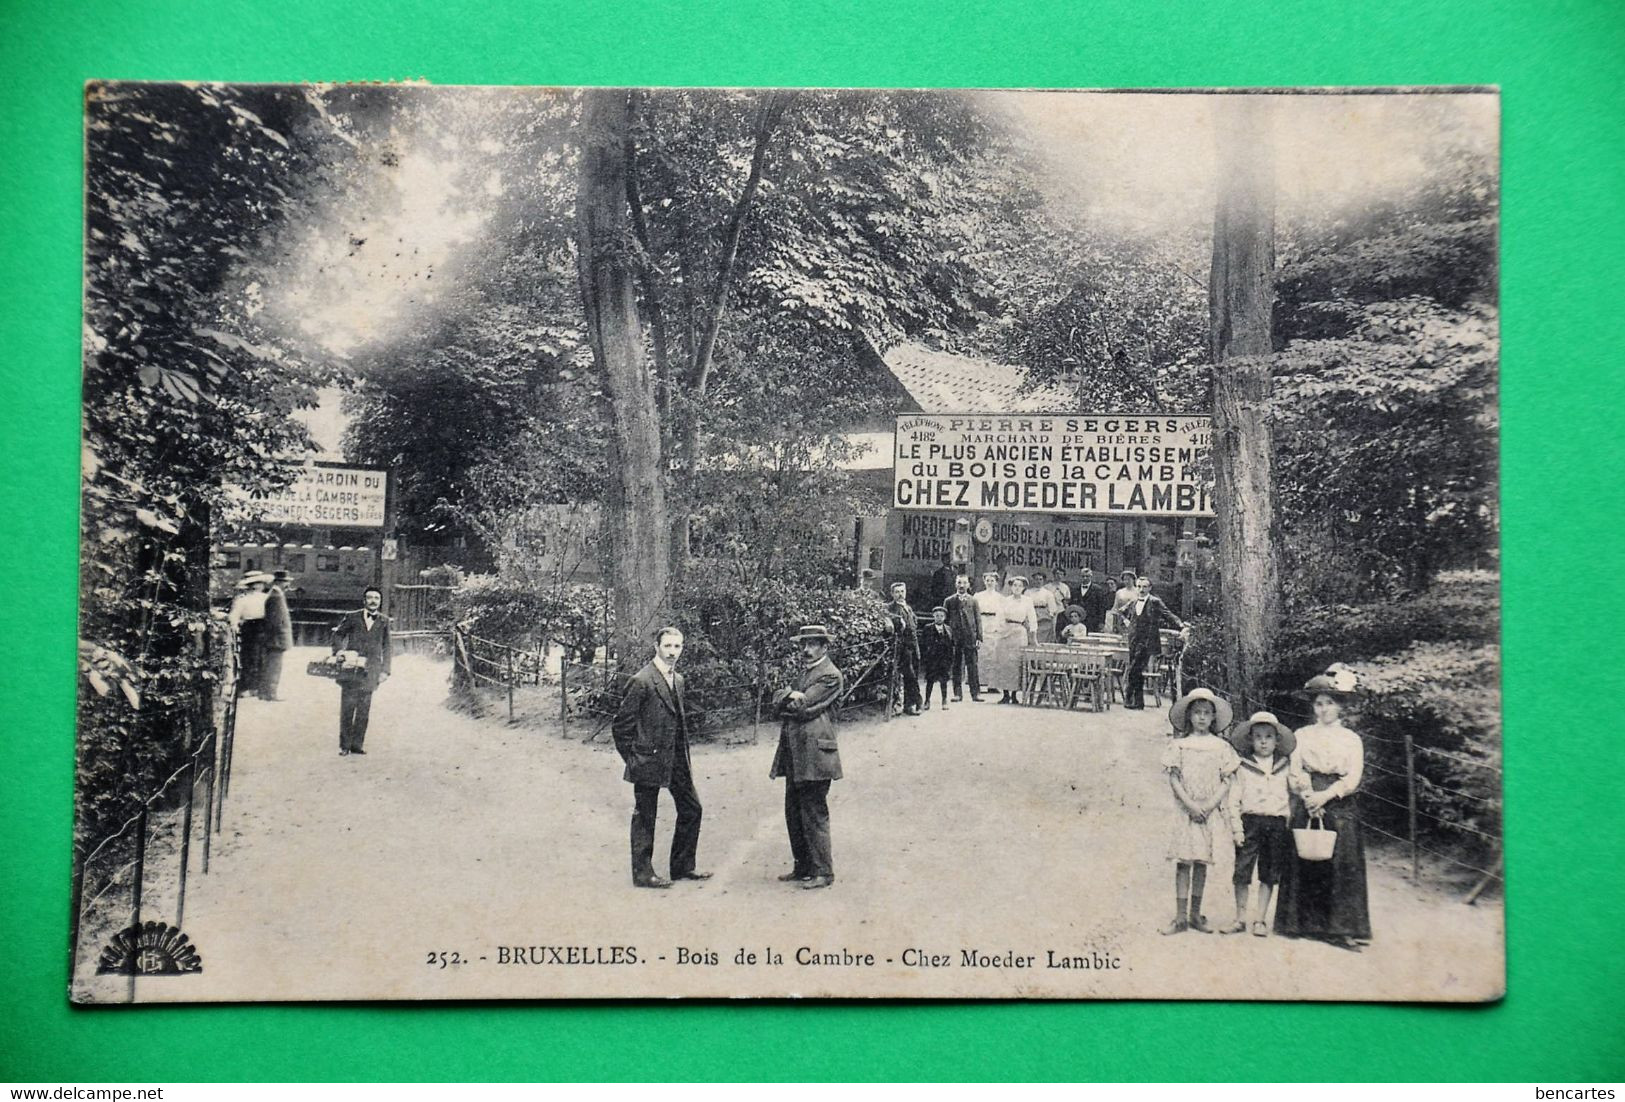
top-left (612, 626), bottom-right (709, 889)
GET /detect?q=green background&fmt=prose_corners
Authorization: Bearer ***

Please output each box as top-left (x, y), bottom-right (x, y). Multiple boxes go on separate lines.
top-left (3, 0), bottom-right (1622, 1082)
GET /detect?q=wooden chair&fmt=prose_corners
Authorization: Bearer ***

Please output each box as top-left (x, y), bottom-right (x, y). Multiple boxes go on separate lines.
top-left (1022, 647), bottom-right (1074, 707)
top-left (1064, 649), bottom-right (1109, 712)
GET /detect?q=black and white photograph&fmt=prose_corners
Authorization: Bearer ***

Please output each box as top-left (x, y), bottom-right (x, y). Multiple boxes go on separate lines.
top-left (73, 83), bottom-right (1502, 1002)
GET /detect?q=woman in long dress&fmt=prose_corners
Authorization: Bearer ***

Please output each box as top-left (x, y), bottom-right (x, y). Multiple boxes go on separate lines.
top-left (986, 576), bottom-right (1036, 704)
top-left (971, 571), bottom-right (1004, 698)
top-left (1274, 668), bottom-right (1372, 949)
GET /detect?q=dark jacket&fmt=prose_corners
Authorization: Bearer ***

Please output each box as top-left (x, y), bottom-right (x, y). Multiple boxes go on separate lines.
top-left (611, 661), bottom-right (688, 788)
top-left (1124, 594), bottom-right (1182, 657)
top-left (886, 600), bottom-right (922, 664)
top-left (1076, 581), bottom-right (1112, 634)
top-left (942, 591), bottom-right (981, 646)
top-left (919, 621), bottom-right (955, 675)
top-left (770, 654), bottom-right (845, 782)
top-left (329, 609), bottom-right (391, 690)
top-left (264, 586), bottom-right (295, 651)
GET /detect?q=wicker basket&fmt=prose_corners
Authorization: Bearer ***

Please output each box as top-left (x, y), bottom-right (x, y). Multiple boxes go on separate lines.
top-left (1292, 811), bottom-right (1338, 861)
top-left (307, 658), bottom-right (367, 684)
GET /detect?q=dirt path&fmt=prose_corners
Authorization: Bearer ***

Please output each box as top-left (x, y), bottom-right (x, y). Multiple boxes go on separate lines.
top-left (153, 648), bottom-right (1502, 1002)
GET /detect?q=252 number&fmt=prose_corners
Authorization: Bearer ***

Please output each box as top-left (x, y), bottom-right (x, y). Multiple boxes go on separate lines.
top-left (426, 950), bottom-right (464, 969)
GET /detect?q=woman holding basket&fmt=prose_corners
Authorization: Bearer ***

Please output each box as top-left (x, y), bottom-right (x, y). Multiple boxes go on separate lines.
top-left (1274, 666), bottom-right (1372, 950)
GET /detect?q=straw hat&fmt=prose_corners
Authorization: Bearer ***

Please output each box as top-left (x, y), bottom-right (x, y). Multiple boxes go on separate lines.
top-left (1168, 687), bottom-right (1233, 734)
top-left (1229, 711), bottom-right (1297, 756)
top-left (1296, 664), bottom-right (1361, 700)
top-left (790, 624), bottom-right (833, 643)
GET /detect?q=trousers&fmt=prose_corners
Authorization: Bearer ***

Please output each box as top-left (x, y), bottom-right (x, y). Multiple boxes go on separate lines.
top-left (894, 646), bottom-right (922, 712)
top-left (784, 779), bottom-right (833, 878)
top-left (338, 685), bottom-right (374, 751)
top-left (630, 744), bottom-right (702, 880)
top-left (260, 649), bottom-right (285, 700)
top-left (1124, 646), bottom-right (1153, 708)
top-left (950, 640), bottom-right (980, 698)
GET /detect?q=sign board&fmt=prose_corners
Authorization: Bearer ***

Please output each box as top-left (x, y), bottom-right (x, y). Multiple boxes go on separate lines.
top-left (245, 465), bottom-right (389, 528)
top-left (893, 414), bottom-right (1214, 517)
top-left (892, 513), bottom-right (1109, 576)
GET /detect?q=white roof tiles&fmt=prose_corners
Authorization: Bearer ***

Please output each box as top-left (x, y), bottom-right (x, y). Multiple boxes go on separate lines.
top-left (881, 341), bottom-right (1066, 413)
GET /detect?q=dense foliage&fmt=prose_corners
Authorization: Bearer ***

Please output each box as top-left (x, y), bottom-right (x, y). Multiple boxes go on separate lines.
top-left (78, 85), bottom-right (340, 845)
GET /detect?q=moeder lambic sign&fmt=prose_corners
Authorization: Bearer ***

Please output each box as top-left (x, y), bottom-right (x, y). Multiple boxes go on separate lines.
top-left (240, 463), bottom-right (389, 528)
top-left (893, 414), bottom-right (1214, 517)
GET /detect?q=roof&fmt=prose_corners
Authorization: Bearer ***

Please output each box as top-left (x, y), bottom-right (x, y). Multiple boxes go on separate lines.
top-left (880, 341), bottom-right (1069, 414)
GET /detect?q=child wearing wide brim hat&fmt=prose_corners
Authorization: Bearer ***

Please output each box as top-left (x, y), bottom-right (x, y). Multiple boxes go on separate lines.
top-left (1158, 686), bottom-right (1241, 935)
top-left (1227, 710), bottom-right (1296, 757)
top-left (1222, 711), bottom-right (1297, 937)
top-left (1168, 686), bottom-right (1234, 735)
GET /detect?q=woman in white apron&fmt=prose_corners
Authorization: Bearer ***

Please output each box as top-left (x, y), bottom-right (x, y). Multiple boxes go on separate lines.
top-left (987, 576), bottom-right (1037, 704)
top-left (971, 571), bottom-right (1004, 699)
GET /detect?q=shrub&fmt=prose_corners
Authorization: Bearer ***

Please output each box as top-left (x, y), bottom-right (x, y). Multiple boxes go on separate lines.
top-left (1339, 641), bottom-right (1502, 856)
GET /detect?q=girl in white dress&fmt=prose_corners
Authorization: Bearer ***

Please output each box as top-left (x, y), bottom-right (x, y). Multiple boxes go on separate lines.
top-left (1160, 687), bottom-right (1239, 934)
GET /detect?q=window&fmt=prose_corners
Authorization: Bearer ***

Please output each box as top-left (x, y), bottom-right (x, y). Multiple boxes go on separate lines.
top-left (221, 550), bottom-right (241, 570)
top-left (283, 554), bottom-right (305, 573)
top-left (316, 554), bottom-right (340, 573)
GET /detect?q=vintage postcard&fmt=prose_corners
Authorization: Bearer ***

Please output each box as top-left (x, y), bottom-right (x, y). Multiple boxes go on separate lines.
top-left (73, 83), bottom-right (1502, 1002)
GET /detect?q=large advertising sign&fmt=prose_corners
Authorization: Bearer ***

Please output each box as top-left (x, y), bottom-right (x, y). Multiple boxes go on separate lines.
top-left (243, 464), bottom-right (389, 528)
top-left (893, 414), bottom-right (1214, 517)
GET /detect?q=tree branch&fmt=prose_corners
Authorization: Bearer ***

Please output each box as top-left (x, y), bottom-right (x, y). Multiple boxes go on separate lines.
top-left (688, 90), bottom-right (791, 399)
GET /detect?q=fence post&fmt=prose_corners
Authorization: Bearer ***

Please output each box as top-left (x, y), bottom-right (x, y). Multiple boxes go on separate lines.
top-left (176, 752), bottom-right (197, 930)
top-left (129, 803), bottom-right (148, 1003)
top-left (1404, 730), bottom-right (1419, 880)
top-left (560, 658), bottom-right (570, 739)
top-left (506, 648), bottom-right (515, 724)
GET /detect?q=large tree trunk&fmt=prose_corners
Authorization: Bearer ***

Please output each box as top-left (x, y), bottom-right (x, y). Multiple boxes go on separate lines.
top-left (1208, 96), bottom-right (1283, 709)
top-left (576, 89), bottom-right (670, 667)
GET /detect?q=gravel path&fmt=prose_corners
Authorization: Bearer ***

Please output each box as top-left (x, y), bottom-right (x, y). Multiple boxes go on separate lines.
top-left (141, 647), bottom-right (1502, 1002)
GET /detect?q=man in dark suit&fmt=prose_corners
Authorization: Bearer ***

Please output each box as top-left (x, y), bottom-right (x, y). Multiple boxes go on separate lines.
top-left (611, 626), bottom-right (708, 889)
top-left (885, 581), bottom-right (923, 716)
top-left (1122, 575), bottom-right (1185, 709)
top-left (329, 585), bottom-right (391, 755)
top-left (941, 573), bottom-right (982, 702)
top-left (770, 625), bottom-right (846, 890)
top-left (1074, 567), bottom-right (1112, 634)
top-left (929, 553), bottom-right (958, 607)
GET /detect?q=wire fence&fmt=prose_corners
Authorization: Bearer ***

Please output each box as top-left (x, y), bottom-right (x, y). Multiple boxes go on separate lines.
top-left (452, 619), bottom-right (1500, 901)
top-left (1211, 681), bottom-right (1503, 904)
top-left (69, 621), bottom-right (242, 1002)
top-left (448, 622), bottom-right (901, 745)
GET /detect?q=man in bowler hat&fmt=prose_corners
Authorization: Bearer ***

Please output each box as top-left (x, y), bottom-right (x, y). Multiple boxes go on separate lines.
top-left (771, 625), bottom-right (846, 890)
top-left (612, 626), bottom-right (709, 889)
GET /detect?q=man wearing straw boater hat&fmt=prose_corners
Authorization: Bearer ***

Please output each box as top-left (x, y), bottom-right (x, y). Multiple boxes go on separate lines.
top-left (770, 625), bottom-right (846, 890)
top-left (228, 571), bottom-right (273, 698)
top-left (611, 626), bottom-right (708, 889)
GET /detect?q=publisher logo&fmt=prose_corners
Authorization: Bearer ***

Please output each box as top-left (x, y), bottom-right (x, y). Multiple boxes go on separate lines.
top-left (96, 920), bottom-right (203, 976)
